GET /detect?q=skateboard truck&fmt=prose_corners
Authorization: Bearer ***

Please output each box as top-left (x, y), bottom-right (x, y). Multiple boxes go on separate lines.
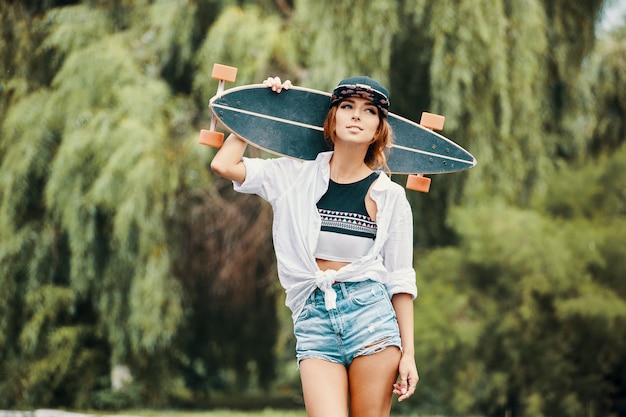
top-left (199, 64), bottom-right (238, 148)
top-left (405, 112), bottom-right (445, 193)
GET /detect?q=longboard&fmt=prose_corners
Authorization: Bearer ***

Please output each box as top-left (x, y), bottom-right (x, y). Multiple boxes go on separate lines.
top-left (199, 64), bottom-right (477, 192)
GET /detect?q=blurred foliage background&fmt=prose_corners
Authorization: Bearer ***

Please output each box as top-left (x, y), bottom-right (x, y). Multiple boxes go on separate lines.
top-left (0, 0), bottom-right (625, 416)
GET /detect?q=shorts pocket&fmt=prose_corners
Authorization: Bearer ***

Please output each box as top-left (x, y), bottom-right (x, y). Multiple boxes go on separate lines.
top-left (348, 282), bottom-right (388, 307)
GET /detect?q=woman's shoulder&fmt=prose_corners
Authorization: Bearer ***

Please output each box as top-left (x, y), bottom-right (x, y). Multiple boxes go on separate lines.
top-left (244, 155), bottom-right (302, 169)
top-left (242, 151), bottom-right (328, 187)
top-left (373, 172), bottom-right (406, 194)
top-left (371, 173), bottom-right (412, 207)
top-left (249, 151), bottom-right (331, 168)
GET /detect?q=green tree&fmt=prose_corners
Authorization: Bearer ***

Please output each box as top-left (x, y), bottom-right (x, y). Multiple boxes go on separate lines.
top-left (1, 0), bottom-right (625, 414)
top-left (0, 0), bottom-right (277, 407)
top-left (410, 9), bottom-right (626, 416)
top-left (587, 19), bottom-right (626, 155)
top-left (415, 169), bottom-right (626, 416)
top-left (391, 0), bottom-right (605, 248)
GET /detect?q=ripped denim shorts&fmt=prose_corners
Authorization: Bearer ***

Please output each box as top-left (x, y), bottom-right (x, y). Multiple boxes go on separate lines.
top-left (294, 280), bottom-right (401, 367)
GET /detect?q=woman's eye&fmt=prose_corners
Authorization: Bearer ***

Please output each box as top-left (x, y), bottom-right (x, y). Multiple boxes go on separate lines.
top-left (339, 102), bottom-right (377, 115)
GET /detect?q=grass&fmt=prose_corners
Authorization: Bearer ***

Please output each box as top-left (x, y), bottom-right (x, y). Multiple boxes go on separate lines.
top-left (103, 410), bottom-right (454, 417)
top-left (107, 411), bottom-right (306, 417)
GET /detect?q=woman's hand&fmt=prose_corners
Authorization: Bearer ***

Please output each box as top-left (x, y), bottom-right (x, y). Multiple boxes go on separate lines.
top-left (393, 352), bottom-right (419, 402)
top-left (262, 76), bottom-right (292, 93)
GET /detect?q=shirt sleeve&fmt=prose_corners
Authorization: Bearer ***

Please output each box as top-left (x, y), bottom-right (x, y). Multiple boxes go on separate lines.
top-left (382, 194), bottom-right (418, 299)
top-left (233, 156), bottom-right (303, 202)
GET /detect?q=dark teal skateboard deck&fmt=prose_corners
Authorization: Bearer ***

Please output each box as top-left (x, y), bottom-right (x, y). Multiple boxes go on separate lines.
top-left (207, 84), bottom-right (476, 175)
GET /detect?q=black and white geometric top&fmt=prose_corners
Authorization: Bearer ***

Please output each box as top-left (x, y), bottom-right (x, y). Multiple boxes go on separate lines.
top-left (314, 173), bottom-right (379, 262)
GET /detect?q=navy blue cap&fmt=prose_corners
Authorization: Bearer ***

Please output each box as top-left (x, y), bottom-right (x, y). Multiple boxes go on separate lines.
top-left (330, 76), bottom-right (390, 116)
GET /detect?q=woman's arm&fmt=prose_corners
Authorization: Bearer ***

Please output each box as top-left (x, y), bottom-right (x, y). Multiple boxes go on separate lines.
top-left (210, 77), bottom-right (291, 184)
top-left (210, 133), bottom-right (248, 183)
top-left (392, 293), bottom-right (418, 401)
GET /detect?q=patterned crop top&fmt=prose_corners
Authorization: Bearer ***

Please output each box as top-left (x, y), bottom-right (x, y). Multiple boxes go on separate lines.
top-left (314, 172), bottom-right (378, 262)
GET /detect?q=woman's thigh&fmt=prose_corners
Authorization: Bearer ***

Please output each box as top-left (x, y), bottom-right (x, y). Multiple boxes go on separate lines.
top-left (300, 358), bottom-right (349, 417)
top-left (348, 346), bottom-right (401, 417)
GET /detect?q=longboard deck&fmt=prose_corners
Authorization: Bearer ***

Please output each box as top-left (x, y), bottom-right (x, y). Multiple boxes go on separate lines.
top-left (210, 84), bottom-right (476, 175)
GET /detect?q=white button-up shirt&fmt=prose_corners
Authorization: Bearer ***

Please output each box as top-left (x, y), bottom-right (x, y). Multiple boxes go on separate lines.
top-left (234, 151), bottom-right (417, 322)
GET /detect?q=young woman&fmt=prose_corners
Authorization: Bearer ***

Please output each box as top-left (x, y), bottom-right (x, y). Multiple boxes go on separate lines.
top-left (211, 75), bottom-right (419, 417)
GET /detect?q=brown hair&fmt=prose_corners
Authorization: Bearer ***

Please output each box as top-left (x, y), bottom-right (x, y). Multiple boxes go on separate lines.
top-left (323, 105), bottom-right (393, 172)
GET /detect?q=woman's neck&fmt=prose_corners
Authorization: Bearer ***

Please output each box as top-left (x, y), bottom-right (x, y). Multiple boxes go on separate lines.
top-left (329, 149), bottom-right (371, 184)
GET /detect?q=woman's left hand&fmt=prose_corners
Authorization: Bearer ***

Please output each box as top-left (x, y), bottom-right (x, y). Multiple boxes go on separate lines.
top-left (393, 352), bottom-right (419, 402)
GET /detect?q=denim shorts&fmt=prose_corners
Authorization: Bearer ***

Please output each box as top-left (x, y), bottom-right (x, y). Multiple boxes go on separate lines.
top-left (294, 280), bottom-right (401, 367)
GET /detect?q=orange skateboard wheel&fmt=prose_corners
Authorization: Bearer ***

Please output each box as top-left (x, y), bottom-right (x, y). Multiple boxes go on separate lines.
top-left (199, 129), bottom-right (225, 148)
top-left (211, 64), bottom-right (237, 82)
top-left (420, 112), bottom-right (445, 131)
top-left (199, 64), bottom-right (238, 147)
top-left (406, 174), bottom-right (431, 193)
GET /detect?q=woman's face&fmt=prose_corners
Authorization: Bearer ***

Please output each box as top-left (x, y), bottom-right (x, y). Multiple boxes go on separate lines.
top-left (333, 97), bottom-right (381, 146)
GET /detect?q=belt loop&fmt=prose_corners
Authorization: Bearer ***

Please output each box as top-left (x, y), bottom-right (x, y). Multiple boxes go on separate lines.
top-left (340, 282), bottom-right (349, 299)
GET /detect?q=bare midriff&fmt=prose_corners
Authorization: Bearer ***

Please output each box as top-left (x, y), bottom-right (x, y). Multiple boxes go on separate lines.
top-left (316, 258), bottom-right (350, 272)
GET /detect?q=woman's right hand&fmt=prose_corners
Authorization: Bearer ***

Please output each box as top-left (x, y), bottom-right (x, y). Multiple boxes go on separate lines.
top-left (262, 76), bottom-right (292, 93)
